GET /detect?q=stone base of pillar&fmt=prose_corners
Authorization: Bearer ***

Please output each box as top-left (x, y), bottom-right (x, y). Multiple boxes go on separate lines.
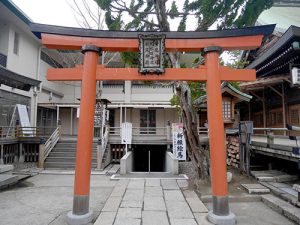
top-left (67, 210), bottom-right (93, 225)
top-left (207, 210), bottom-right (236, 225)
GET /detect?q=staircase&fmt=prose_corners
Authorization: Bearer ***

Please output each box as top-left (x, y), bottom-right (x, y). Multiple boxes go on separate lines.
top-left (44, 139), bottom-right (98, 169)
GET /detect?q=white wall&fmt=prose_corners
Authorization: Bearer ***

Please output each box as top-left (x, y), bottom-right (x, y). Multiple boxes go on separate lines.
top-left (6, 25), bottom-right (39, 80)
top-left (0, 21), bottom-right (9, 56)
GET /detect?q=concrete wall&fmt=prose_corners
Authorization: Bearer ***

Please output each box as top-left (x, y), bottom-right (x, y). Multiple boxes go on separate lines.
top-left (120, 151), bottom-right (133, 174)
top-left (165, 151), bottom-right (179, 175)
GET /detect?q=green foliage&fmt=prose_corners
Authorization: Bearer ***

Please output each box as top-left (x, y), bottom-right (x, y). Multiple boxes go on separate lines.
top-left (95, 0), bottom-right (111, 10)
top-left (121, 52), bottom-right (139, 67)
top-left (169, 1), bottom-right (179, 19)
top-left (105, 11), bottom-right (122, 30)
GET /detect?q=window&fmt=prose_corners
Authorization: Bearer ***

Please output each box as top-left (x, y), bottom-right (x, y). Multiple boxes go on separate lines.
top-left (140, 109), bottom-right (156, 134)
top-left (222, 100), bottom-right (231, 120)
top-left (13, 32), bottom-right (20, 55)
top-left (270, 112), bottom-right (276, 125)
top-left (290, 109), bottom-right (299, 124)
top-left (276, 112), bottom-right (283, 124)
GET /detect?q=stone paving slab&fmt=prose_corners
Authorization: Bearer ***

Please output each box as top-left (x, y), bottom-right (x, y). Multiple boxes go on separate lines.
top-left (164, 190), bottom-right (185, 201)
top-left (94, 212), bottom-right (117, 225)
top-left (241, 183), bottom-right (270, 194)
top-left (194, 213), bottom-right (214, 225)
top-left (142, 211), bottom-right (169, 225)
top-left (102, 196), bottom-right (122, 212)
top-left (280, 187), bottom-right (298, 197)
top-left (262, 194), bottom-right (300, 224)
top-left (114, 217), bottom-right (141, 225)
top-left (186, 197), bottom-right (208, 213)
top-left (127, 179), bottom-right (145, 189)
top-left (176, 180), bottom-right (189, 189)
top-left (144, 196), bottom-right (166, 211)
top-left (170, 218), bottom-right (198, 225)
top-left (183, 190), bottom-right (199, 198)
top-left (161, 179), bottom-right (179, 190)
top-left (116, 207), bottom-right (142, 219)
top-left (145, 179), bottom-right (161, 187)
top-left (166, 200), bottom-right (194, 219)
top-left (110, 186), bottom-right (127, 197)
top-left (268, 182), bottom-right (291, 188)
top-left (120, 200), bottom-right (143, 208)
top-left (123, 189), bottom-right (144, 201)
top-left (0, 164), bottom-right (13, 173)
top-left (145, 186), bottom-right (163, 197)
top-left (0, 174), bottom-right (19, 189)
top-left (94, 178), bottom-right (209, 225)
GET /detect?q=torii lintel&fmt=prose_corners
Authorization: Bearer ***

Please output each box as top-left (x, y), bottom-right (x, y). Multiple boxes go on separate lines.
top-left (47, 66), bottom-right (256, 82)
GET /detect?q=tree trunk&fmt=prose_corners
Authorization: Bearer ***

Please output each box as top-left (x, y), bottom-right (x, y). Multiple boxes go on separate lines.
top-left (176, 81), bottom-right (210, 179)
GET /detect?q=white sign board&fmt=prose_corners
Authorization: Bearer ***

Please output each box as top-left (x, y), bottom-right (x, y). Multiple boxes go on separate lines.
top-left (121, 122), bottom-right (132, 145)
top-left (76, 107), bottom-right (80, 118)
top-left (172, 123), bottom-right (186, 160)
top-left (17, 104), bottom-right (32, 136)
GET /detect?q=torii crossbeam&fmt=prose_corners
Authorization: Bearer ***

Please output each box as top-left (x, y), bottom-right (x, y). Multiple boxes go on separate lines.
top-left (31, 23), bottom-right (274, 225)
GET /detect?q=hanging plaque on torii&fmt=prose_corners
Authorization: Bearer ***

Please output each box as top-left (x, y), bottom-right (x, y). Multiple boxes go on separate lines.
top-left (30, 23), bottom-right (275, 225)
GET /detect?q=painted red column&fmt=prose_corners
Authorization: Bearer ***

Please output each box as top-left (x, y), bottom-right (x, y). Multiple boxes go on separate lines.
top-left (204, 47), bottom-right (233, 221)
top-left (68, 45), bottom-right (101, 224)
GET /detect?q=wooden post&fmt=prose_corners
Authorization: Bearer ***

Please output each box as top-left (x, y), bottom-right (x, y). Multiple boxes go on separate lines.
top-left (204, 47), bottom-right (235, 224)
top-left (282, 83), bottom-right (287, 136)
top-left (262, 89), bottom-right (267, 135)
top-left (68, 45), bottom-right (101, 225)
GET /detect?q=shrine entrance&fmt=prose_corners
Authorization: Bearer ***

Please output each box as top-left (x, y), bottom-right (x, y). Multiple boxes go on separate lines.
top-left (30, 23), bottom-right (274, 225)
top-left (132, 145), bottom-right (166, 172)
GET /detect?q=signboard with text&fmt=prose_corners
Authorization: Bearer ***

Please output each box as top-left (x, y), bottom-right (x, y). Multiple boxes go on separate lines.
top-left (172, 123), bottom-right (186, 160)
top-left (138, 34), bottom-right (165, 74)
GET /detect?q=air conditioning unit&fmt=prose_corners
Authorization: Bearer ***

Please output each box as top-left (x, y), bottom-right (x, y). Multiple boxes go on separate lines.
top-left (291, 67), bottom-right (300, 85)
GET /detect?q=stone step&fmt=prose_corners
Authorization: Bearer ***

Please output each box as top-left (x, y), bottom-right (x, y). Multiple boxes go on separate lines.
top-left (46, 157), bottom-right (97, 163)
top-left (0, 174), bottom-right (19, 190)
top-left (262, 194), bottom-right (300, 224)
top-left (49, 152), bottom-right (97, 157)
top-left (51, 148), bottom-right (97, 152)
top-left (0, 165), bottom-right (14, 174)
top-left (44, 162), bottom-right (97, 169)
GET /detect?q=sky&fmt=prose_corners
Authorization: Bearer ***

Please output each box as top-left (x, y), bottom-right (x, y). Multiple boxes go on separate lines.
top-left (12, 0), bottom-right (86, 27)
top-left (11, 0), bottom-right (233, 63)
top-left (11, 0), bottom-right (198, 30)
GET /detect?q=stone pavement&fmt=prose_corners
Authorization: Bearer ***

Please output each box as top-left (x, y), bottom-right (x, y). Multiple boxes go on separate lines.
top-left (94, 179), bottom-right (211, 225)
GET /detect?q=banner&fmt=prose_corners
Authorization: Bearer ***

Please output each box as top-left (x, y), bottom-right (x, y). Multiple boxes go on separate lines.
top-left (121, 122), bottom-right (132, 145)
top-left (172, 123), bottom-right (186, 160)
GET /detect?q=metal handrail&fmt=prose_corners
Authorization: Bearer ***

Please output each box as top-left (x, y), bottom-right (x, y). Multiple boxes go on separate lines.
top-left (43, 126), bottom-right (60, 160)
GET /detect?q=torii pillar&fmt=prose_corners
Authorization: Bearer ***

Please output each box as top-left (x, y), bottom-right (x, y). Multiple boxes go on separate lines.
top-left (204, 46), bottom-right (235, 223)
top-left (67, 45), bottom-right (101, 224)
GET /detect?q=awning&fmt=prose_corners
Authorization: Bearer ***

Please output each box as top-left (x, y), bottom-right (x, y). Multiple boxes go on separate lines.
top-left (0, 65), bottom-right (41, 91)
top-left (240, 74), bottom-right (290, 91)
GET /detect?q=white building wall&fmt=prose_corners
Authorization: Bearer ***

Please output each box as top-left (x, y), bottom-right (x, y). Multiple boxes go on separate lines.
top-left (0, 21), bottom-right (9, 56)
top-left (6, 25), bottom-right (39, 80)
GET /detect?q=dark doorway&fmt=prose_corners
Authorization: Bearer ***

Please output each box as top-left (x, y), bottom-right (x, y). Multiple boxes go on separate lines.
top-left (132, 145), bottom-right (166, 172)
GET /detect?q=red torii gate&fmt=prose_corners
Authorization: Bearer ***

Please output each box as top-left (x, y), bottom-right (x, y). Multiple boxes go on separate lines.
top-left (31, 23), bottom-right (274, 225)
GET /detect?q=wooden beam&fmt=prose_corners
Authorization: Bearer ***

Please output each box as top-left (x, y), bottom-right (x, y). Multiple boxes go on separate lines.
top-left (46, 66), bottom-right (256, 82)
top-left (249, 91), bottom-right (263, 101)
top-left (268, 85), bottom-right (282, 97)
top-left (41, 33), bottom-right (263, 52)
